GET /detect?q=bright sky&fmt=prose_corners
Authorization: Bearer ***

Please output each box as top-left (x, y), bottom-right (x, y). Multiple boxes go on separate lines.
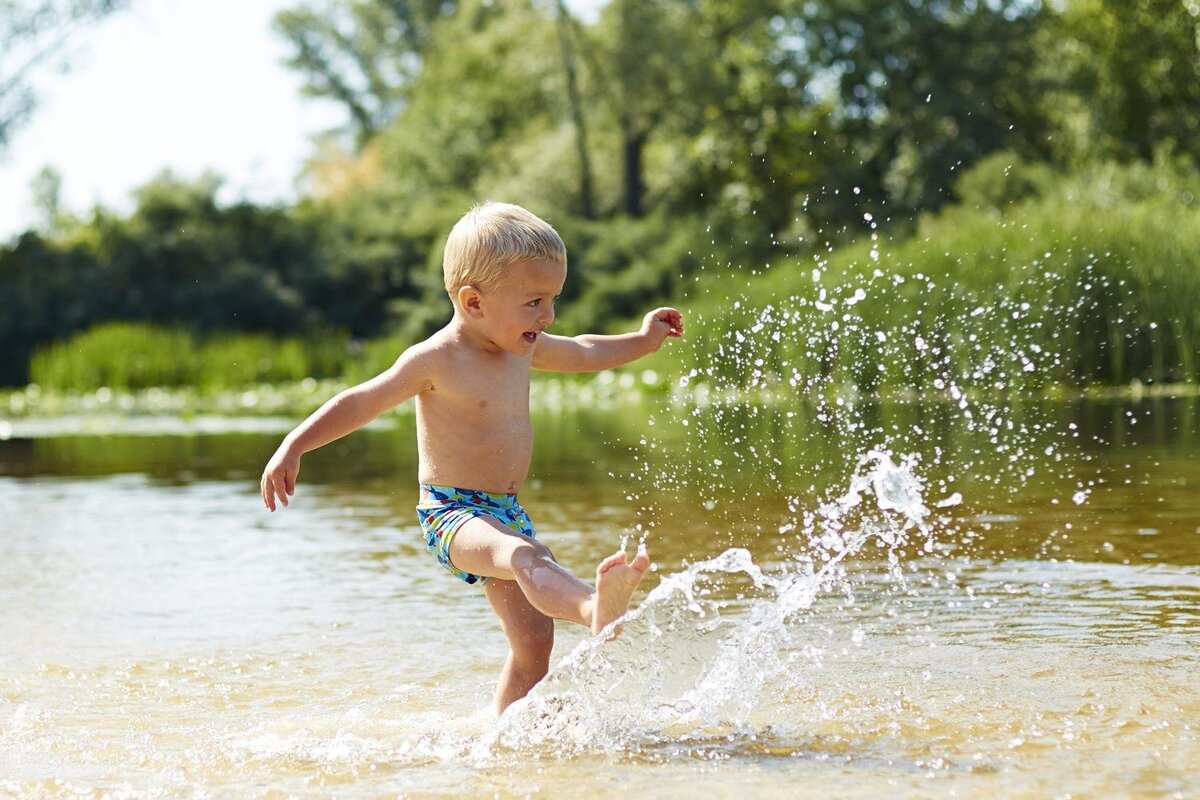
top-left (0, 0), bottom-right (345, 241)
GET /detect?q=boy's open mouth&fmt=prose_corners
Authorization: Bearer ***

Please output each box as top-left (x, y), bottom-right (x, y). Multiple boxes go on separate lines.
top-left (523, 331), bottom-right (538, 343)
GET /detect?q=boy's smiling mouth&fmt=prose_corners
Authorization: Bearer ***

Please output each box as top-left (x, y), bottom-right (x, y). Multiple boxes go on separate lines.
top-left (523, 331), bottom-right (539, 343)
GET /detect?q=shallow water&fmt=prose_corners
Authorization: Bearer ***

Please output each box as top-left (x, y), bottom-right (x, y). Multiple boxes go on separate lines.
top-left (1, 397), bottom-right (1198, 798)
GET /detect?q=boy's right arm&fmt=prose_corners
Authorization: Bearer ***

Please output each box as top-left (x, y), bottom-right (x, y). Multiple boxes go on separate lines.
top-left (260, 346), bottom-right (435, 511)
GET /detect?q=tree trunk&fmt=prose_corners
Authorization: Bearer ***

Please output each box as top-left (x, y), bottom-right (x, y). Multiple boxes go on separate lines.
top-left (554, 0), bottom-right (595, 219)
top-left (622, 125), bottom-right (646, 217)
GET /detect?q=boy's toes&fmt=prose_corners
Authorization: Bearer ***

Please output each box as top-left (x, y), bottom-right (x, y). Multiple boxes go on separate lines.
top-left (597, 550), bottom-right (628, 575)
top-left (631, 545), bottom-right (650, 573)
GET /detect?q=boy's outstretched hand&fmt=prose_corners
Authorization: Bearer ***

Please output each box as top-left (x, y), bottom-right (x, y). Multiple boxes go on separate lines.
top-left (261, 447), bottom-right (301, 511)
top-left (642, 307), bottom-right (684, 346)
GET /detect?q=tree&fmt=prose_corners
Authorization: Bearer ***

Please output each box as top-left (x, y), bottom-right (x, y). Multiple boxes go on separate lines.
top-left (0, 170), bottom-right (342, 386)
top-left (29, 164), bottom-right (63, 230)
top-left (1054, 0), bottom-right (1200, 165)
top-left (274, 0), bottom-right (458, 146)
top-left (0, 230), bottom-right (102, 384)
top-left (648, 0), bottom-right (825, 232)
top-left (584, 0), bottom-right (712, 217)
top-left (0, 0), bottom-right (128, 150)
top-left (302, 0), bottom-right (566, 338)
top-left (787, 0), bottom-right (1054, 215)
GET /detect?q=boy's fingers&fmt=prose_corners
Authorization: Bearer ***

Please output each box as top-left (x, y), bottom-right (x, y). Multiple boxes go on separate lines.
top-left (262, 473), bottom-right (287, 509)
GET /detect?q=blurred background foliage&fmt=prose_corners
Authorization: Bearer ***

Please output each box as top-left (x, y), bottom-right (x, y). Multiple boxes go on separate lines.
top-left (1, 0), bottom-right (1198, 391)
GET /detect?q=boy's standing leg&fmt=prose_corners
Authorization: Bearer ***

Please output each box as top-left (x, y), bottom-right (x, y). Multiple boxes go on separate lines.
top-left (484, 579), bottom-right (555, 713)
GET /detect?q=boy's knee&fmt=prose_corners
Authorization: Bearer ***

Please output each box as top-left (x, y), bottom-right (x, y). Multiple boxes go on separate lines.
top-left (510, 538), bottom-right (554, 570)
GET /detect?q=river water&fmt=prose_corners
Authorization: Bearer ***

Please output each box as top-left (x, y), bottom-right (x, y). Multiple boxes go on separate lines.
top-left (0, 393), bottom-right (1197, 798)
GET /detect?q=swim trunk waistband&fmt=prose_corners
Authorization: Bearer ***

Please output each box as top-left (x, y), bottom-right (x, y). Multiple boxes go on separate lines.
top-left (419, 484), bottom-right (520, 507)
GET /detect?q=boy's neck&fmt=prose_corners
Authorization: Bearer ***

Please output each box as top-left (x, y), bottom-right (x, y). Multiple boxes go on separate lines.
top-left (446, 311), bottom-right (504, 355)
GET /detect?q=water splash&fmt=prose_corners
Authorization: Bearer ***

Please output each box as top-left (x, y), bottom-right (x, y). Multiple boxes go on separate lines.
top-left (488, 449), bottom-right (941, 757)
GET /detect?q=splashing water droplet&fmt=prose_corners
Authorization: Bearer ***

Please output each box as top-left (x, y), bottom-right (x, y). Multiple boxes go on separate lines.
top-left (935, 492), bottom-right (963, 508)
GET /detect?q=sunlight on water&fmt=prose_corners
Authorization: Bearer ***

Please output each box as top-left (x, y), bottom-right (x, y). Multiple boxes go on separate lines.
top-left (2, 417), bottom-right (1197, 797)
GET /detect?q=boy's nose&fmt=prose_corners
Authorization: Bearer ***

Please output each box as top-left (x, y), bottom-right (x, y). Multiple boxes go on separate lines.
top-left (540, 303), bottom-right (555, 326)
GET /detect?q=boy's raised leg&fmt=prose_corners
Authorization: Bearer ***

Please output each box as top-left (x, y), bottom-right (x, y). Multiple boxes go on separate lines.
top-left (448, 516), bottom-right (651, 634)
top-left (448, 516), bottom-right (592, 626)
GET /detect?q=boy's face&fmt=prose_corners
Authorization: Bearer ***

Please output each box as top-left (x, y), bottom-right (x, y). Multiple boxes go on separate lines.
top-left (468, 259), bottom-right (567, 355)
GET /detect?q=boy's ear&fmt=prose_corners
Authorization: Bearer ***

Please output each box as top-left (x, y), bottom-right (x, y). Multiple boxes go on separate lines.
top-left (458, 285), bottom-right (484, 318)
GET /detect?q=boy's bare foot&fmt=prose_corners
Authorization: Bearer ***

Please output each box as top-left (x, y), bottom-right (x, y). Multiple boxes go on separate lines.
top-left (591, 546), bottom-right (651, 635)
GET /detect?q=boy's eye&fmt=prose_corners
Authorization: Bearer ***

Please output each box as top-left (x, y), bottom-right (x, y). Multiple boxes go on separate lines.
top-left (527, 299), bottom-right (540, 307)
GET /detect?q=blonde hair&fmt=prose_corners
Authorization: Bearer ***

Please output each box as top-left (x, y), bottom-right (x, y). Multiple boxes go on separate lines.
top-left (442, 202), bottom-right (567, 297)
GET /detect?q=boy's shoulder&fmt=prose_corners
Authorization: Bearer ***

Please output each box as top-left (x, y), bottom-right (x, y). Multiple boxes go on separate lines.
top-left (400, 328), bottom-right (453, 372)
top-left (401, 324), bottom-right (483, 379)
top-left (409, 324), bottom-right (469, 360)
top-left (402, 323), bottom-right (525, 391)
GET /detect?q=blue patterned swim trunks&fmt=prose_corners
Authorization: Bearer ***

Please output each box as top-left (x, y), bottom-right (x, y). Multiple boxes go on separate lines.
top-left (415, 484), bottom-right (538, 585)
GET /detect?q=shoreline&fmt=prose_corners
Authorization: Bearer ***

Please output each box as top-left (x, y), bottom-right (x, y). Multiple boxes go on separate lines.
top-left (1, 377), bottom-right (1196, 441)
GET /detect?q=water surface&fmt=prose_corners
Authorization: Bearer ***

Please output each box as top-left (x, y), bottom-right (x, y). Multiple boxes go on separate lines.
top-left (1, 398), bottom-right (1197, 798)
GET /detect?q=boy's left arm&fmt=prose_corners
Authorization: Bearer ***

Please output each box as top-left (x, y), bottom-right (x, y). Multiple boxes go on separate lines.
top-left (533, 307), bottom-right (684, 373)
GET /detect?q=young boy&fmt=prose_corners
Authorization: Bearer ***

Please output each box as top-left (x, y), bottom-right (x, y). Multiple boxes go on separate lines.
top-left (260, 202), bottom-right (683, 713)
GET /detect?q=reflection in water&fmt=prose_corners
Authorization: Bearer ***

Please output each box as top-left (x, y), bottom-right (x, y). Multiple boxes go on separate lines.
top-left (0, 399), bottom-right (1198, 797)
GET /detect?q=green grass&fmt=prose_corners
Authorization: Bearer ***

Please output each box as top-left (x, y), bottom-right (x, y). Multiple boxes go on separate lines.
top-left (29, 322), bottom-right (352, 392)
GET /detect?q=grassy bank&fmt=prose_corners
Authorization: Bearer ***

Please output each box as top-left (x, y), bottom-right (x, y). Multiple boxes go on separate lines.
top-left (0, 368), bottom-right (675, 421)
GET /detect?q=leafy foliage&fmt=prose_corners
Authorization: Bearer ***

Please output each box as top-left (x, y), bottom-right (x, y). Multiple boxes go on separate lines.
top-left (274, 0), bottom-right (458, 144)
top-left (1048, 0), bottom-right (1200, 165)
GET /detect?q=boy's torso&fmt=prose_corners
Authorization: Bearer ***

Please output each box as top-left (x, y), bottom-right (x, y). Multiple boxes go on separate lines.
top-left (413, 332), bottom-right (535, 494)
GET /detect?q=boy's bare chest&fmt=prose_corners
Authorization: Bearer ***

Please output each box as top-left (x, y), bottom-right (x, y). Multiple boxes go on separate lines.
top-left (433, 357), bottom-right (530, 418)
